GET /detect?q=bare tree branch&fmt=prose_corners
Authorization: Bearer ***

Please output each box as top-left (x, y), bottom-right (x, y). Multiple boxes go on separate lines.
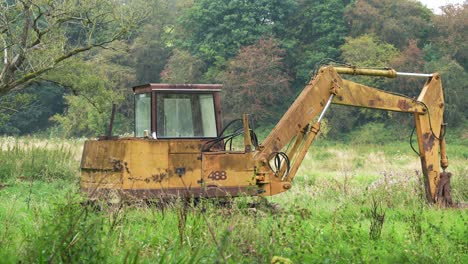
top-left (0, 105), bottom-right (20, 113)
top-left (0, 0), bottom-right (144, 96)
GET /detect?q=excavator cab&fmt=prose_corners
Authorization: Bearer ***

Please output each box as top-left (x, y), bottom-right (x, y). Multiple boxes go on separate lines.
top-left (80, 83), bottom-right (256, 200)
top-left (133, 84), bottom-right (223, 139)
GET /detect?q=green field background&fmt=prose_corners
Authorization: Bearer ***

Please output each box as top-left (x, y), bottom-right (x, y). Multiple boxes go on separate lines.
top-left (0, 133), bottom-right (466, 263)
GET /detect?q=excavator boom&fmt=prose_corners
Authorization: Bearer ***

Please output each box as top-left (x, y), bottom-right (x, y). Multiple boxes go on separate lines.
top-left (255, 66), bottom-right (449, 204)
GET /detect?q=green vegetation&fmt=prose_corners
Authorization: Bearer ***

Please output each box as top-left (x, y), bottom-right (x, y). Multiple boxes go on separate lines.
top-left (0, 137), bottom-right (79, 182)
top-left (1, 0), bottom-right (467, 136)
top-left (0, 136), bottom-right (466, 263)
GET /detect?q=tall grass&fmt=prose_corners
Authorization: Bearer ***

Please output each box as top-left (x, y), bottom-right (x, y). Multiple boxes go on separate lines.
top-left (0, 137), bottom-right (80, 182)
top-left (0, 135), bottom-right (466, 263)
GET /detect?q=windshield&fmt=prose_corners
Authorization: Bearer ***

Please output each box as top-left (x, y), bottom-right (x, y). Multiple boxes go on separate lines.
top-left (156, 93), bottom-right (217, 138)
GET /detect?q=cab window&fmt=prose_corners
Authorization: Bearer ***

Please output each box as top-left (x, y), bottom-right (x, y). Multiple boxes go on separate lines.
top-left (156, 93), bottom-right (217, 138)
top-left (135, 93), bottom-right (151, 137)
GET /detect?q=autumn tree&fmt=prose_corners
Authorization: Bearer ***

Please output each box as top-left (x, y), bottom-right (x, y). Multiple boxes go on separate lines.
top-left (387, 40), bottom-right (426, 96)
top-left (218, 38), bottom-right (291, 125)
top-left (0, 0), bottom-right (147, 95)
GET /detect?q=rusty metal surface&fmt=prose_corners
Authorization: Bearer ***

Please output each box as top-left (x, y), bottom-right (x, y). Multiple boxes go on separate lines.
top-left (81, 170), bottom-right (123, 185)
top-left (202, 152), bottom-right (256, 189)
top-left (81, 139), bottom-right (259, 199)
top-left (413, 73), bottom-right (445, 202)
top-left (169, 140), bottom-right (204, 153)
top-left (81, 140), bottom-right (126, 170)
top-left (436, 171), bottom-right (453, 207)
top-left (214, 92), bottom-right (223, 134)
top-left (334, 80), bottom-right (425, 113)
top-left (254, 66), bottom-right (339, 161)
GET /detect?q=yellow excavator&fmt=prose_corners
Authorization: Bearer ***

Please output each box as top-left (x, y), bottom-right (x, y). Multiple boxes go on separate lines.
top-left (80, 66), bottom-right (452, 205)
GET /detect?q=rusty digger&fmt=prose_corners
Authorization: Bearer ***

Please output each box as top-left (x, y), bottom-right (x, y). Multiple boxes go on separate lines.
top-left (80, 66), bottom-right (453, 206)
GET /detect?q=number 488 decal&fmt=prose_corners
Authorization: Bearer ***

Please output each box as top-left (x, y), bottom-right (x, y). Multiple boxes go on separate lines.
top-left (207, 171), bottom-right (227, 181)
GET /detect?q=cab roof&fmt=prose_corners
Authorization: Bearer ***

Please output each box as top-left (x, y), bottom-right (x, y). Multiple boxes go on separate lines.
top-left (133, 83), bottom-right (223, 94)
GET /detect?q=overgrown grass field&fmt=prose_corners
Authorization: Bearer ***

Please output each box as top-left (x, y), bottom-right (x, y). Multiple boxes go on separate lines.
top-left (0, 134), bottom-right (466, 263)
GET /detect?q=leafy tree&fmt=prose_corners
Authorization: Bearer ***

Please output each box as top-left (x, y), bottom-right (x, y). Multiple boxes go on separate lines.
top-left (131, 0), bottom-right (192, 84)
top-left (179, 0), bottom-right (295, 66)
top-left (340, 35), bottom-right (400, 68)
top-left (0, 82), bottom-right (65, 135)
top-left (424, 57), bottom-right (467, 126)
top-left (327, 35), bottom-right (401, 135)
top-left (50, 51), bottom-right (135, 137)
top-left (0, 0), bottom-right (147, 95)
top-left (284, 0), bottom-right (349, 84)
top-left (344, 0), bottom-right (433, 49)
top-left (431, 3), bottom-right (467, 69)
top-left (160, 49), bottom-right (204, 83)
top-left (0, 90), bottom-right (34, 131)
top-left (217, 38), bottom-right (291, 125)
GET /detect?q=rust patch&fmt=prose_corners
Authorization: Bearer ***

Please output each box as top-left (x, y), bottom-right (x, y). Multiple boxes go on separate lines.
top-left (422, 132), bottom-right (435, 152)
top-left (369, 100), bottom-right (375, 107)
top-left (110, 159), bottom-right (123, 172)
top-left (273, 138), bottom-right (281, 152)
top-left (128, 173), bottom-right (168, 183)
top-left (428, 164), bottom-right (433, 171)
top-left (124, 162), bottom-right (130, 174)
top-left (397, 99), bottom-right (411, 111)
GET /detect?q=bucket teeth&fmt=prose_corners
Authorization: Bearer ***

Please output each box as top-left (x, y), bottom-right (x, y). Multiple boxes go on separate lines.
top-left (436, 171), bottom-right (453, 207)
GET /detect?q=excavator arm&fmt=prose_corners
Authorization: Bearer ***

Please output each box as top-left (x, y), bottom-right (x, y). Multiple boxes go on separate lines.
top-left (254, 66), bottom-right (451, 205)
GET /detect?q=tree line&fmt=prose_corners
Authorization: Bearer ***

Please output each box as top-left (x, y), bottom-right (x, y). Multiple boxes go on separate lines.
top-left (0, 0), bottom-right (466, 138)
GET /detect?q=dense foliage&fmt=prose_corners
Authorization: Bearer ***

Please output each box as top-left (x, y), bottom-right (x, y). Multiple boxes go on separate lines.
top-left (0, 0), bottom-right (466, 136)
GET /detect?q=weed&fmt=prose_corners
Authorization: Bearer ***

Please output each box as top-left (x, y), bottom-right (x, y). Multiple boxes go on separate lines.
top-left (25, 195), bottom-right (109, 263)
top-left (176, 198), bottom-right (190, 247)
top-left (368, 197), bottom-right (386, 240)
